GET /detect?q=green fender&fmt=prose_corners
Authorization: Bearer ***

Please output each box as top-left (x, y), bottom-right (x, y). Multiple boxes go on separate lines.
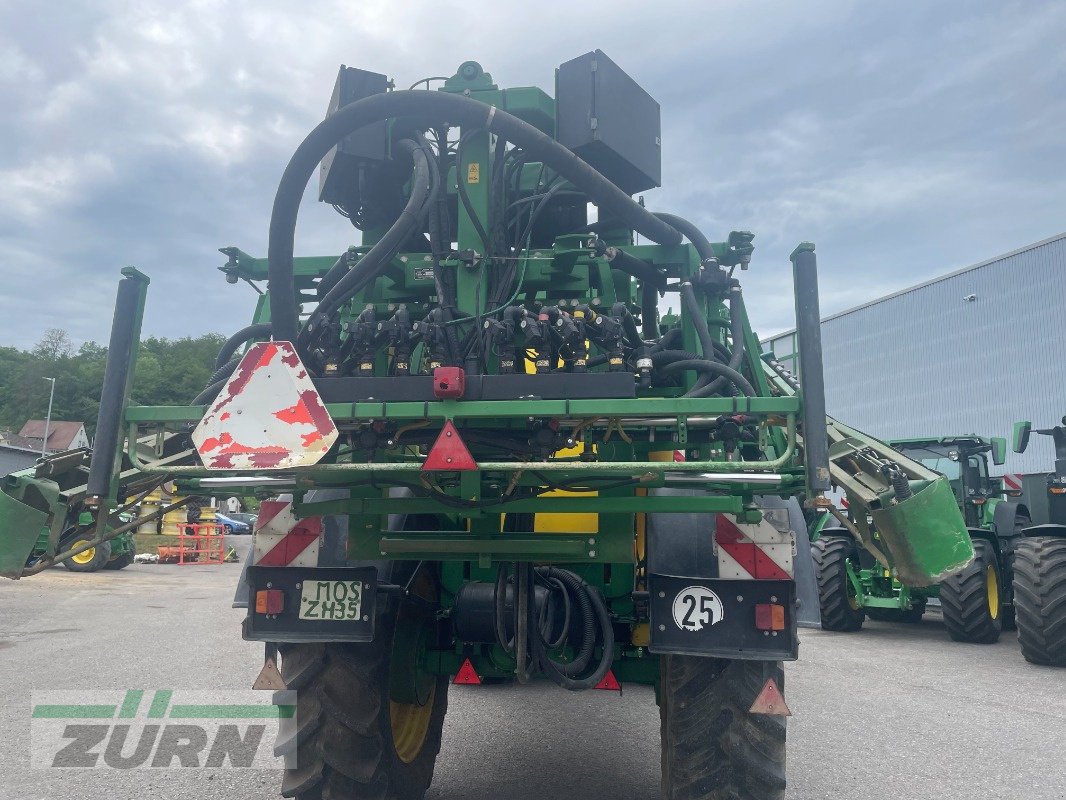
top-left (870, 476), bottom-right (974, 587)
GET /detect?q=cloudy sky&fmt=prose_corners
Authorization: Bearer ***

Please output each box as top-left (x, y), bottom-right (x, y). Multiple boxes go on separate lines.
top-left (1, 0), bottom-right (1063, 350)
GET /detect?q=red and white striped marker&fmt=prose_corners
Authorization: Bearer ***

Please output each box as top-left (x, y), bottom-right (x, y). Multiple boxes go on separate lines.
top-left (714, 512), bottom-right (794, 580)
top-left (1002, 473), bottom-right (1024, 492)
top-left (252, 500), bottom-right (323, 567)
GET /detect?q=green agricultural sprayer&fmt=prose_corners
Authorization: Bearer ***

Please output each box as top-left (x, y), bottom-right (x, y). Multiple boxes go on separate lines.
top-left (0, 52), bottom-right (974, 798)
top-left (811, 434), bottom-right (1031, 644)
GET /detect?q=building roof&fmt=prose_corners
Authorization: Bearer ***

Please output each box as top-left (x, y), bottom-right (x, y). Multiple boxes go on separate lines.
top-left (764, 231), bottom-right (1066, 341)
top-left (16, 420), bottom-right (86, 451)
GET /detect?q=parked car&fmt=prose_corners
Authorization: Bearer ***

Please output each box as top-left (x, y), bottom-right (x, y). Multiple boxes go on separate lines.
top-left (226, 512), bottom-right (258, 528)
top-left (214, 513), bottom-right (252, 535)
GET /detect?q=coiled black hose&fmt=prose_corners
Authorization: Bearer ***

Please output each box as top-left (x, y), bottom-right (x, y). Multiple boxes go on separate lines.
top-left (531, 567), bottom-right (614, 691)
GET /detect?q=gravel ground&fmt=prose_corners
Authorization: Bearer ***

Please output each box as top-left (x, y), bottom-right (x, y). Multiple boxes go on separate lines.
top-left (1, 552), bottom-right (1063, 800)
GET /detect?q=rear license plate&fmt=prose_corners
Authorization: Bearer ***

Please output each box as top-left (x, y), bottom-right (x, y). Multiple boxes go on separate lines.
top-left (244, 566), bottom-right (377, 643)
top-left (299, 579), bottom-right (364, 621)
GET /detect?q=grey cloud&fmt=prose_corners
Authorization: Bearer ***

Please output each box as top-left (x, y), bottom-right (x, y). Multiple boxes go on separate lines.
top-left (0, 0), bottom-right (1063, 349)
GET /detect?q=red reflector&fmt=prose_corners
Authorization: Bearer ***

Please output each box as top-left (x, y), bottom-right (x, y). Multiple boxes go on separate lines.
top-left (422, 420), bottom-right (477, 471)
top-left (755, 603), bottom-right (786, 631)
top-left (453, 658), bottom-right (482, 685)
top-left (432, 366), bottom-right (465, 399)
top-left (749, 677), bottom-right (791, 716)
top-left (594, 670), bottom-right (621, 691)
top-left (255, 589), bottom-right (284, 615)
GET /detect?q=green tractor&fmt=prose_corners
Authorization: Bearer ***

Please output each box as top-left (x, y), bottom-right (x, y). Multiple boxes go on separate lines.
top-left (1011, 417), bottom-right (1066, 666)
top-left (0, 449), bottom-right (143, 577)
top-left (812, 435), bottom-right (1030, 643)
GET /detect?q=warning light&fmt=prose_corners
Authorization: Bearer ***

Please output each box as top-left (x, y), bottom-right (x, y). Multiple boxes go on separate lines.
top-left (422, 420), bottom-right (478, 471)
top-left (754, 603), bottom-right (786, 631)
top-left (255, 589), bottom-right (285, 615)
top-left (432, 366), bottom-right (465, 399)
top-left (453, 658), bottom-right (482, 685)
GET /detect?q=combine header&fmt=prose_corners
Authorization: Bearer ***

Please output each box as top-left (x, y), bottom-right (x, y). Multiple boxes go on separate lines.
top-left (0, 52), bottom-right (973, 798)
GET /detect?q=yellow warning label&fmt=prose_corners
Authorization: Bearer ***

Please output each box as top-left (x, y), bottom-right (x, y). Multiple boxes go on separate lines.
top-left (467, 163), bottom-right (480, 184)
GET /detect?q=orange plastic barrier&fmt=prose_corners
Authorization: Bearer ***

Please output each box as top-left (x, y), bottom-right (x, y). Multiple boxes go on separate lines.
top-left (173, 523), bottom-right (226, 565)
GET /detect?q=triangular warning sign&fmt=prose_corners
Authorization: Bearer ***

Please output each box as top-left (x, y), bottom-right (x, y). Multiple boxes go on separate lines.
top-left (452, 658), bottom-right (482, 685)
top-left (422, 420), bottom-right (477, 471)
top-left (749, 677), bottom-right (791, 716)
top-left (252, 658), bottom-right (287, 690)
top-left (594, 670), bottom-right (621, 692)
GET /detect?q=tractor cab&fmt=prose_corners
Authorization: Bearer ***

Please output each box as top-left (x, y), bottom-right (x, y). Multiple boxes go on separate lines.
top-left (889, 436), bottom-right (1009, 528)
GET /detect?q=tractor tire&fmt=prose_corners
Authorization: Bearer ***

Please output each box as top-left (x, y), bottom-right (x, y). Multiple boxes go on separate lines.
top-left (1013, 536), bottom-right (1066, 666)
top-left (812, 535), bottom-right (865, 631)
top-left (277, 574), bottom-right (448, 799)
top-left (939, 538), bottom-right (1002, 644)
top-left (63, 538), bottom-right (112, 572)
top-left (103, 552), bottom-right (135, 570)
top-left (660, 656), bottom-right (786, 800)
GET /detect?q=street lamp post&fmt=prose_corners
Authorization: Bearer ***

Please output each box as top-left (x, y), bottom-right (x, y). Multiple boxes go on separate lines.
top-left (41, 377), bottom-right (56, 457)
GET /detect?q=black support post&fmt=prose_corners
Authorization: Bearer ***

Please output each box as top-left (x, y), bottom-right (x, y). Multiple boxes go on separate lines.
top-left (790, 243), bottom-right (831, 495)
top-left (86, 269), bottom-right (150, 501)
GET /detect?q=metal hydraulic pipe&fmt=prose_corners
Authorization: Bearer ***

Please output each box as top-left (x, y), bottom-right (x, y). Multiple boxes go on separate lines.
top-left (791, 243), bottom-right (831, 494)
top-left (133, 414), bottom-right (796, 476)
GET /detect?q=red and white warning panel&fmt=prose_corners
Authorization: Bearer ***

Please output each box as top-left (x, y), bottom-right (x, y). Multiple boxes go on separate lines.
top-left (252, 500), bottom-right (324, 568)
top-left (714, 510), bottom-right (794, 580)
top-left (192, 341), bottom-right (338, 469)
top-left (1002, 473), bottom-right (1024, 492)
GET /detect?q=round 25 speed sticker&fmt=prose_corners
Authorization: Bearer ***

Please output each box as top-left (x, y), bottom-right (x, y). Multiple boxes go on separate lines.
top-left (671, 586), bottom-right (725, 632)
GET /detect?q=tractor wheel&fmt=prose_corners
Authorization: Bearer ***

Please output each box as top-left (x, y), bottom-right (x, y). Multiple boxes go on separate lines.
top-left (278, 570), bottom-right (447, 799)
top-left (939, 538), bottom-right (1002, 644)
top-left (103, 552), bottom-right (135, 570)
top-left (63, 538), bottom-right (112, 572)
top-left (865, 606), bottom-right (925, 624)
top-left (812, 535), bottom-right (865, 631)
top-left (660, 656), bottom-right (786, 800)
top-left (1013, 537), bottom-right (1066, 666)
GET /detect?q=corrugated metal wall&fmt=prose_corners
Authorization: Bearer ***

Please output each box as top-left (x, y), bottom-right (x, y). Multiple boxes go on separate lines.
top-left (764, 233), bottom-right (1066, 476)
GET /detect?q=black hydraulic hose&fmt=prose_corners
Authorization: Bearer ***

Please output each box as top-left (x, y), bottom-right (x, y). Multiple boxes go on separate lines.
top-left (653, 211), bottom-right (715, 263)
top-left (208, 357), bottom-right (240, 386)
top-left (214, 323), bottom-right (272, 370)
top-left (316, 253), bottom-right (351, 300)
top-left (315, 139), bottom-right (432, 319)
top-left (641, 284), bottom-right (659, 340)
top-left (680, 282), bottom-right (716, 389)
top-left (267, 90), bottom-right (682, 341)
top-left (658, 358), bottom-right (756, 397)
top-left (192, 379), bottom-right (225, 407)
top-left (532, 567), bottom-right (614, 691)
top-left (606, 247), bottom-right (666, 291)
top-left (701, 287), bottom-right (748, 397)
top-left (612, 302), bottom-right (643, 350)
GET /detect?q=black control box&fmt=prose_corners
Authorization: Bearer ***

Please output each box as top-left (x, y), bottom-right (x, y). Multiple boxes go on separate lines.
top-left (319, 65), bottom-right (389, 206)
top-left (556, 50), bottom-right (661, 195)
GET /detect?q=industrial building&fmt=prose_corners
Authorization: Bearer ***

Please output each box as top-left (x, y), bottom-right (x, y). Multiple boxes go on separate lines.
top-left (763, 232), bottom-right (1066, 520)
